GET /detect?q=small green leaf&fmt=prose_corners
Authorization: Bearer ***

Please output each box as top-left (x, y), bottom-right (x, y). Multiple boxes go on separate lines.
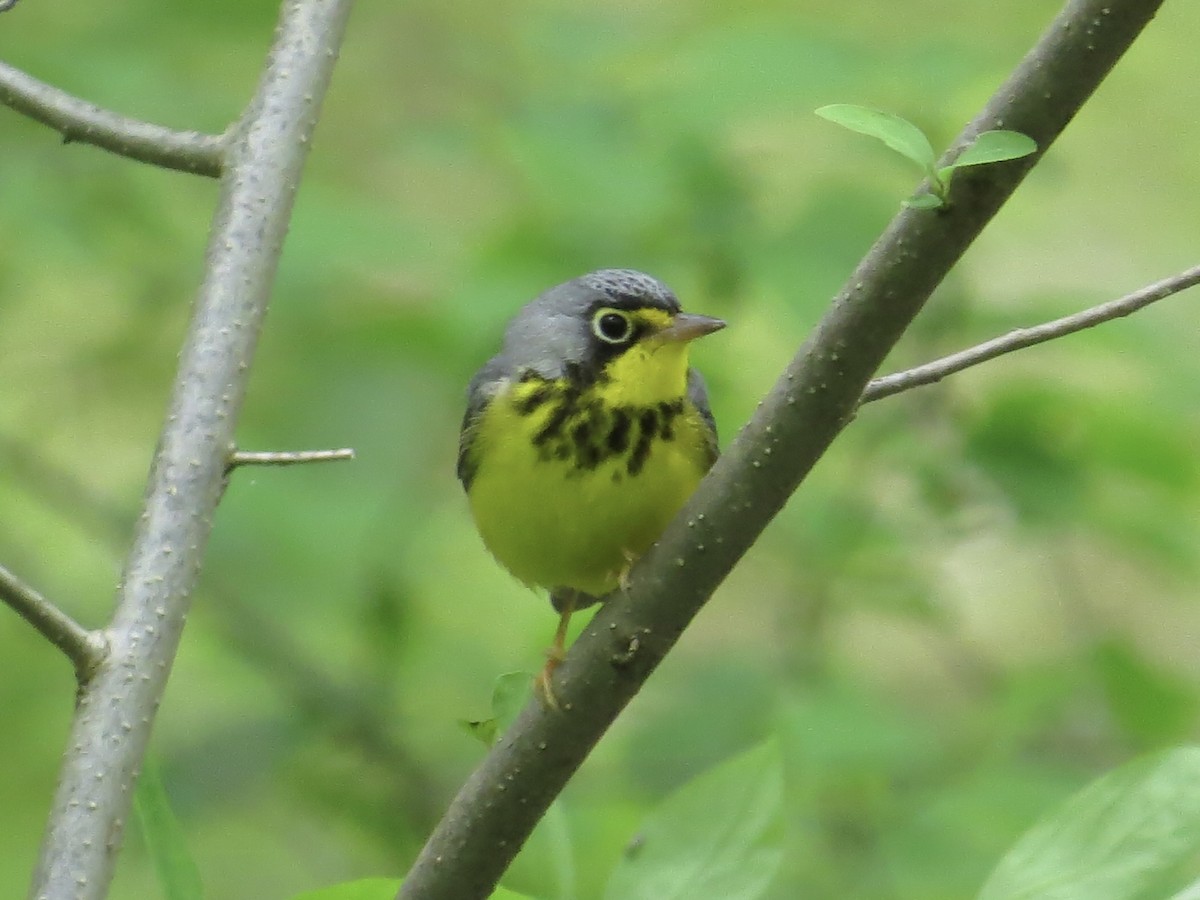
top-left (603, 740), bottom-right (783, 900)
top-left (902, 193), bottom-right (945, 210)
top-left (134, 757), bottom-right (203, 900)
top-left (460, 672), bottom-right (534, 747)
top-left (504, 797), bottom-right (577, 900)
top-left (460, 716), bottom-right (499, 747)
top-left (492, 671), bottom-right (533, 734)
top-left (978, 747), bottom-right (1200, 900)
top-left (944, 130), bottom-right (1037, 174)
top-left (816, 104), bottom-right (936, 172)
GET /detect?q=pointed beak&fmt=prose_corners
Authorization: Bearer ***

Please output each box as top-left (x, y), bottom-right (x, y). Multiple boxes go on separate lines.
top-left (658, 312), bottom-right (726, 343)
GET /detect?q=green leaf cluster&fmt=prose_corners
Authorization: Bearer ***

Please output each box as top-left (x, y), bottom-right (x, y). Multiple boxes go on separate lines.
top-left (816, 104), bottom-right (1037, 208)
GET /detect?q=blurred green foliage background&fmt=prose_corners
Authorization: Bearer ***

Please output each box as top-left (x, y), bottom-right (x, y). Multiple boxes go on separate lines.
top-left (2, 1), bottom-right (1199, 897)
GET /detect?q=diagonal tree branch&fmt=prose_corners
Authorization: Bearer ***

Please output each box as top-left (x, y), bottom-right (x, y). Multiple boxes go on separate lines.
top-left (0, 60), bottom-right (225, 176)
top-left (863, 263), bottom-right (1200, 403)
top-left (397, 0), bottom-right (1168, 897)
top-left (0, 561), bottom-right (106, 680)
top-left (28, 2), bottom-right (356, 897)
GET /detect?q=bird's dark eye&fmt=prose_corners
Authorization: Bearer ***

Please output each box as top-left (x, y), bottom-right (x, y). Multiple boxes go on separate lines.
top-left (592, 309), bottom-right (634, 344)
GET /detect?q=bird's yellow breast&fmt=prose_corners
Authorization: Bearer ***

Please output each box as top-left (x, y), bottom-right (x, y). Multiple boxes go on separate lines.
top-left (464, 339), bottom-right (712, 597)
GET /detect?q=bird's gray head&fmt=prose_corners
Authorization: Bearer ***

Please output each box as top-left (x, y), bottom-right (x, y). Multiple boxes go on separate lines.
top-left (498, 269), bottom-right (682, 381)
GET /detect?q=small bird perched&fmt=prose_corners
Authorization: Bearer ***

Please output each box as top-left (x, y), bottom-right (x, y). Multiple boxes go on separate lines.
top-left (457, 269), bottom-right (725, 701)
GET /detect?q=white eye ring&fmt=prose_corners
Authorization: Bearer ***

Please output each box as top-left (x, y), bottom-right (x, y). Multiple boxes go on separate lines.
top-left (591, 309), bottom-right (634, 344)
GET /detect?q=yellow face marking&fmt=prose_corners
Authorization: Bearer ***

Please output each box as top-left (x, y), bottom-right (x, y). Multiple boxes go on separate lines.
top-left (593, 309), bottom-right (691, 408)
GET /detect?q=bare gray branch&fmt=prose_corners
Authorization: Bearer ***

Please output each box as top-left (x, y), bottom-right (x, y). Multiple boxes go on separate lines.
top-left (28, 2), bottom-right (356, 896)
top-left (0, 60), bottom-right (225, 176)
top-left (864, 263), bottom-right (1200, 403)
top-left (228, 447), bottom-right (356, 469)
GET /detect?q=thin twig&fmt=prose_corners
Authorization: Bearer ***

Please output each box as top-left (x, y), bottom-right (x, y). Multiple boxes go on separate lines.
top-left (0, 60), bottom-right (225, 176)
top-left (0, 562), bottom-right (106, 680)
top-left (864, 264), bottom-right (1200, 403)
top-left (227, 447), bottom-right (356, 470)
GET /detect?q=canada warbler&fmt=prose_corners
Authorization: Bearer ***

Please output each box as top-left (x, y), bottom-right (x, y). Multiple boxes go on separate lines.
top-left (457, 269), bottom-right (724, 699)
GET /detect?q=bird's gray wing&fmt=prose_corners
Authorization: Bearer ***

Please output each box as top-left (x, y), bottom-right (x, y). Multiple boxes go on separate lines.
top-left (686, 367), bottom-right (719, 470)
top-left (457, 357), bottom-right (508, 490)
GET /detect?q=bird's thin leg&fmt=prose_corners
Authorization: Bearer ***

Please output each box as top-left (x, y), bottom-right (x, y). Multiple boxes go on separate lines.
top-left (616, 548), bottom-right (639, 593)
top-left (536, 591), bottom-right (576, 709)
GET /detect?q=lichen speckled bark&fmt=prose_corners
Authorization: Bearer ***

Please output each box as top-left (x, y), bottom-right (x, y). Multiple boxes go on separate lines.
top-left (398, 1), bottom-right (1166, 897)
top-left (27, 2), bottom-right (355, 898)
